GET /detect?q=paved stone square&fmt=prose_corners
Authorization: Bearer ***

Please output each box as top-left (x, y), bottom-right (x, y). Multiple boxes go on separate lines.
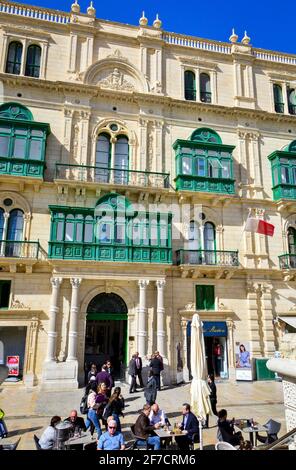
top-left (0, 378), bottom-right (285, 450)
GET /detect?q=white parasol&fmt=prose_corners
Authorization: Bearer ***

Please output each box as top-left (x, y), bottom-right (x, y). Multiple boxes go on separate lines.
top-left (190, 313), bottom-right (212, 450)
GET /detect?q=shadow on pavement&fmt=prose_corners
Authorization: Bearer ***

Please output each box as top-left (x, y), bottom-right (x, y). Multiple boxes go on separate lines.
top-left (6, 426), bottom-right (43, 437)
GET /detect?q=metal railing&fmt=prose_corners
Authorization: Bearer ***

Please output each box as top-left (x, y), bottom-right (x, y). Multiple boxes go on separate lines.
top-left (279, 254), bottom-right (296, 269)
top-left (176, 249), bottom-right (239, 266)
top-left (0, 240), bottom-right (40, 259)
top-left (55, 163), bottom-right (170, 189)
top-left (258, 427), bottom-right (296, 450)
top-left (200, 92), bottom-right (212, 103)
top-left (0, 1), bottom-right (70, 24)
top-left (275, 102), bottom-right (284, 113)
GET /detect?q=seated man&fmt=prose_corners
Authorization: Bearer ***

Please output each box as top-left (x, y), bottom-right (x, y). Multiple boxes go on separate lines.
top-left (64, 409), bottom-right (86, 434)
top-left (148, 403), bottom-right (167, 426)
top-left (217, 409), bottom-right (243, 446)
top-left (97, 419), bottom-right (125, 450)
top-left (175, 403), bottom-right (199, 450)
top-left (134, 404), bottom-right (161, 450)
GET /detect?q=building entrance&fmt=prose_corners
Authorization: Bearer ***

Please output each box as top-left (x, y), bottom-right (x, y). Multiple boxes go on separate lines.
top-left (84, 293), bottom-right (128, 380)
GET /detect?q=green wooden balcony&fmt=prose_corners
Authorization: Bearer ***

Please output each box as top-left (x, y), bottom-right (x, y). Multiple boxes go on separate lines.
top-left (175, 175), bottom-right (235, 193)
top-left (279, 254), bottom-right (296, 269)
top-left (0, 156), bottom-right (45, 178)
top-left (176, 249), bottom-right (239, 266)
top-left (49, 241), bottom-right (172, 264)
top-left (272, 184), bottom-right (296, 201)
top-left (55, 164), bottom-right (170, 189)
top-left (0, 241), bottom-right (41, 259)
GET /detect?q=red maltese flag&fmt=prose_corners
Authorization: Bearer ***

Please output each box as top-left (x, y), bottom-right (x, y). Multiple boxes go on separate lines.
top-left (244, 218), bottom-right (275, 237)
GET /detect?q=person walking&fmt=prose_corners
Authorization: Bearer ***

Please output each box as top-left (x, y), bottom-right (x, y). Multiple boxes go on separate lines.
top-left (144, 371), bottom-right (158, 406)
top-left (107, 387), bottom-right (125, 433)
top-left (134, 352), bottom-right (144, 388)
top-left (128, 354), bottom-right (138, 393)
top-left (205, 374), bottom-right (218, 428)
top-left (96, 364), bottom-right (113, 397)
top-left (149, 353), bottom-right (163, 391)
top-left (85, 382), bottom-right (102, 439)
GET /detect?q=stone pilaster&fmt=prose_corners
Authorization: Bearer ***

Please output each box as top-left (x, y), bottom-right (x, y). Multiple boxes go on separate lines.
top-left (181, 318), bottom-right (190, 382)
top-left (246, 281), bottom-right (262, 357)
top-left (137, 280), bottom-right (149, 358)
top-left (156, 280), bottom-right (166, 358)
top-left (45, 278), bottom-right (63, 362)
top-left (261, 284), bottom-right (276, 356)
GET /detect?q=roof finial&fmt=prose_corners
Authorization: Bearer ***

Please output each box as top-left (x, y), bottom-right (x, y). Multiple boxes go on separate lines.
top-left (71, 0), bottom-right (80, 13)
top-left (229, 28), bottom-right (238, 43)
top-left (139, 11), bottom-right (148, 27)
top-left (153, 13), bottom-right (162, 29)
top-left (87, 1), bottom-right (96, 17)
top-left (242, 30), bottom-right (251, 45)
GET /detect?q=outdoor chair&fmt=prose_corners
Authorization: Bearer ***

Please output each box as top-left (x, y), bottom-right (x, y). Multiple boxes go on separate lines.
top-left (215, 441), bottom-right (237, 450)
top-left (256, 419), bottom-right (281, 444)
top-left (1, 438), bottom-right (21, 450)
top-left (130, 425), bottom-right (153, 450)
top-left (189, 433), bottom-right (200, 450)
top-left (33, 434), bottom-right (41, 450)
top-left (83, 441), bottom-right (97, 451)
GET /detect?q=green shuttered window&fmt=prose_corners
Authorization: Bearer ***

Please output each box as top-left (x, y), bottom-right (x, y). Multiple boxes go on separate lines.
top-left (196, 285), bottom-right (215, 310)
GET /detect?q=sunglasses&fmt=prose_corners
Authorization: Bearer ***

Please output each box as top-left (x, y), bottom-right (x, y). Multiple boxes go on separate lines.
top-left (108, 426), bottom-right (116, 429)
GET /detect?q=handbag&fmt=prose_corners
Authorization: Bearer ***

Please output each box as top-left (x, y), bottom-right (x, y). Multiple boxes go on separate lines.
top-left (0, 408), bottom-right (5, 420)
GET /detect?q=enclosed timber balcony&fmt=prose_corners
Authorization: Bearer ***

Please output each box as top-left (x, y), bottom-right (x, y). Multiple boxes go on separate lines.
top-left (55, 164), bottom-right (170, 189)
top-left (49, 241), bottom-right (172, 264)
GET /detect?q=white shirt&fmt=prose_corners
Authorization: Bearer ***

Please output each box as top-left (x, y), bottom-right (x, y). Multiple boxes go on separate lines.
top-left (148, 409), bottom-right (166, 426)
top-left (39, 426), bottom-right (57, 449)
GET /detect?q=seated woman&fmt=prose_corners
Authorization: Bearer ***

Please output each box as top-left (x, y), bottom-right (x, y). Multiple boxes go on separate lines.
top-left (217, 409), bottom-right (243, 447)
top-left (38, 416), bottom-right (61, 450)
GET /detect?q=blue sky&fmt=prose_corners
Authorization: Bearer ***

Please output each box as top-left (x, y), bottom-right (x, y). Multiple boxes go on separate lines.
top-left (12, 0), bottom-right (295, 55)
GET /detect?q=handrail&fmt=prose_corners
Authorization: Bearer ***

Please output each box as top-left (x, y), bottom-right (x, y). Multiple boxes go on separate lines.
top-left (55, 163), bottom-right (170, 189)
top-left (257, 427), bottom-right (296, 450)
top-left (0, 1), bottom-right (70, 24)
top-left (0, 240), bottom-right (41, 259)
top-left (176, 249), bottom-right (239, 266)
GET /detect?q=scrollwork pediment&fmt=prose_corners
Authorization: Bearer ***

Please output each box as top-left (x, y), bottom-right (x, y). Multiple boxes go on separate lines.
top-left (98, 68), bottom-right (135, 92)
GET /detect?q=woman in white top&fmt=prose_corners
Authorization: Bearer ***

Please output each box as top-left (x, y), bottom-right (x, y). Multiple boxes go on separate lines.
top-left (38, 416), bottom-right (61, 450)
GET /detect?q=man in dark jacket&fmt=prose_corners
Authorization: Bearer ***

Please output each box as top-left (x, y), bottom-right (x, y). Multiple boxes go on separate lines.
top-left (217, 409), bottom-right (242, 446)
top-left (149, 353), bottom-right (163, 391)
top-left (175, 403), bottom-right (199, 450)
top-left (133, 404), bottom-right (161, 449)
top-left (134, 352), bottom-right (144, 388)
top-left (128, 355), bottom-right (137, 393)
top-left (65, 410), bottom-right (86, 433)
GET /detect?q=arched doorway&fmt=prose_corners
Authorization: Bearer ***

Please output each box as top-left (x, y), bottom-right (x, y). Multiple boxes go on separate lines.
top-left (84, 293), bottom-right (128, 379)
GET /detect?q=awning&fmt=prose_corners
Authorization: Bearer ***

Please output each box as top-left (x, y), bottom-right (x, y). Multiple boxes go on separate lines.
top-left (278, 316), bottom-right (296, 329)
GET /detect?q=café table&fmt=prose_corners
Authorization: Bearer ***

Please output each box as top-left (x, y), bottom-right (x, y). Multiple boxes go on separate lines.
top-left (154, 428), bottom-right (188, 449)
top-left (64, 432), bottom-right (95, 450)
top-left (234, 421), bottom-right (267, 447)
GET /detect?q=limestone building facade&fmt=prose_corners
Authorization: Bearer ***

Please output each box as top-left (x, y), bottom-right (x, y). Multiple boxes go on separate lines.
top-left (0, 1), bottom-right (296, 388)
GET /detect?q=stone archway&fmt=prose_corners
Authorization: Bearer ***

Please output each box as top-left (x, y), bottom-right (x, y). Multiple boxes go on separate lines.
top-left (84, 293), bottom-right (128, 379)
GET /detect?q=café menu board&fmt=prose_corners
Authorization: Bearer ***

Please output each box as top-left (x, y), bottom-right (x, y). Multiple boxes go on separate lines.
top-left (6, 355), bottom-right (20, 376)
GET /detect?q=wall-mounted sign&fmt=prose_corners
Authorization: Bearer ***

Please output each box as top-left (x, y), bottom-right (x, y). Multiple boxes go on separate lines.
top-left (203, 321), bottom-right (228, 337)
top-left (6, 356), bottom-right (19, 376)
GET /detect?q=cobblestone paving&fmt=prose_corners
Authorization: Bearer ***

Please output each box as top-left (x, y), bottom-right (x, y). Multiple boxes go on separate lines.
top-left (0, 379), bottom-right (285, 450)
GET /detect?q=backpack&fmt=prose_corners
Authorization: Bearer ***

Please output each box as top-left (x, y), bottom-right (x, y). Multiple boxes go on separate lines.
top-left (0, 408), bottom-right (5, 420)
top-left (80, 394), bottom-right (88, 415)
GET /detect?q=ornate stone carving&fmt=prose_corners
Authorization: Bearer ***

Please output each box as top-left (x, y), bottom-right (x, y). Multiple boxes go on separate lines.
top-left (98, 68), bottom-right (135, 92)
top-left (255, 208), bottom-right (265, 218)
top-left (283, 380), bottom-right (296, 409)
top-left (279, 333), bottom-right (296, 360)
top-left (138, 280), bottom-right (149, 289)
top-left (50, 277), bottom-right (63, 288)
top-left (70, 278), bottom-right (82, 288)
top-left (156, 280), bottom-right (166, 289)
top-left (11, 299), bottom-right (30, 309)
top-left (185, 302), bottom-right (195, 311)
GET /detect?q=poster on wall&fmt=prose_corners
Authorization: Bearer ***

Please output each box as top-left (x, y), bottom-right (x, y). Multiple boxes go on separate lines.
top-left (6, 356), bottom-right (20, 376)
top-left (235, 342), bottom-right (253, 381)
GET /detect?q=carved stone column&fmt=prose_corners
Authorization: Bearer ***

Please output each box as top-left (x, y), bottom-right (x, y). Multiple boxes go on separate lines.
top-left (79, 110), bottom-right (91, 166)
top-left (181, 318), bottom-right (190, 382)
top-left (246, 281), bottom-right (262, 357)
top-left (137, 280), bottom-right (149, 358)
top-left (67, 278), bottom-right (82, 362)
top-left (0, 212), bottom-right (9, 256)
top-left (156, 280), bottom-right (166, 357)
top-left (226, 317), bottom-right (235, 368)
top-left (45, 278), bottom-right (63, 362)
top-left (24, 317), bottom-right (39, 386)
top-left (261, 284), bottom-right (276, 357)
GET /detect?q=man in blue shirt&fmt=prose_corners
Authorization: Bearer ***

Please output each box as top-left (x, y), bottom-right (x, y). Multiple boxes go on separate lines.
top-left (97, 419), bottom-right (126, 450)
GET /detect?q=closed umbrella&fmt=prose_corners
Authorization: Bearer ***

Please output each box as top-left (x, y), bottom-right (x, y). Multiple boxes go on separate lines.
top-left (190, 313), bottom-right (212, 450)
